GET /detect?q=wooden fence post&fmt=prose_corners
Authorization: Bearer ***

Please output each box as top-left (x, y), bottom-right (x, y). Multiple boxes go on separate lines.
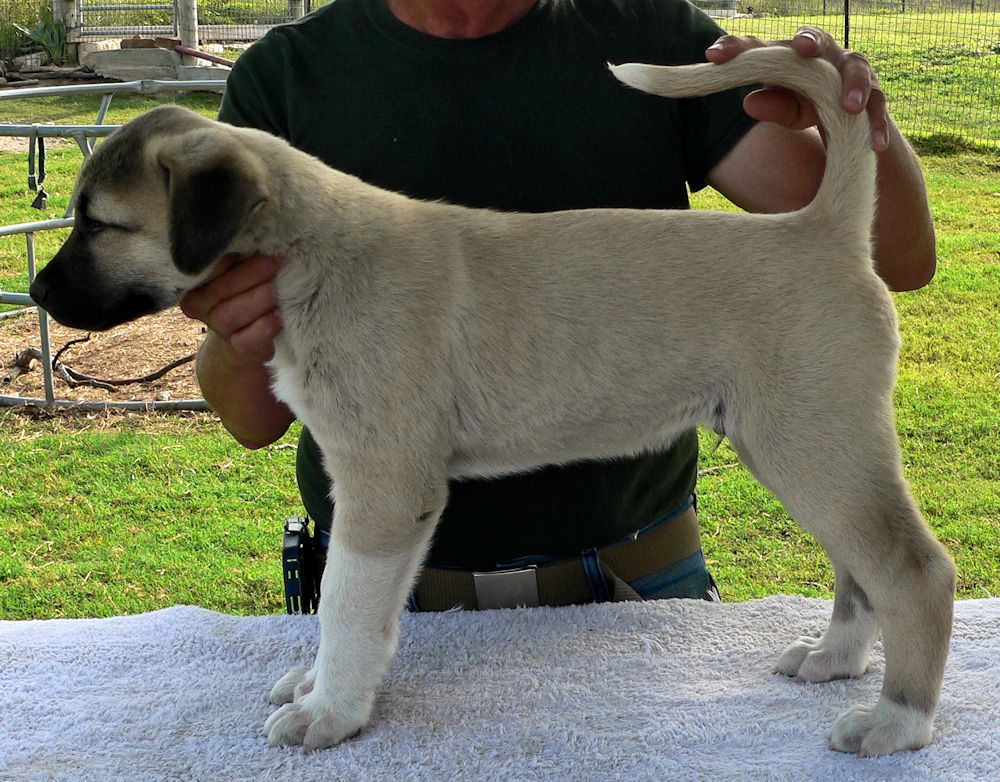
top-left (52, 0), bottom-right (80, 63)
top-left (177, 0), bottom-right (199, 66)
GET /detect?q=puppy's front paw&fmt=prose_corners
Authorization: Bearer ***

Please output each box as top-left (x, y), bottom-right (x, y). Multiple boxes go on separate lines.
top-left (829, 699), bottom-right (933, 756)
top-left (264, 689), bottom-right (373, 751)
top-left (774, 634), bottom-right (869, 682)
top-left (269, 665), bottom-right (316, 704)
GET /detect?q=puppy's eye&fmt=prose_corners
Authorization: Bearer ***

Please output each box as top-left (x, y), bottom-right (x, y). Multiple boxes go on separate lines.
top-left (79, 214), bottom-right (107, 235)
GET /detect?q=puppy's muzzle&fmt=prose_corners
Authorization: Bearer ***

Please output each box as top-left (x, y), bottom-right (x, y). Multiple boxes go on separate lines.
top-left (31, 250), bottom-right (160, 332)
top-left (27, 275), bottom-right (51, 308)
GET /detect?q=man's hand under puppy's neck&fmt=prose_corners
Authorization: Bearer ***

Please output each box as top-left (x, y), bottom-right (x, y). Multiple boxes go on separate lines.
top-left (387, 0), bottom-right (537, 39)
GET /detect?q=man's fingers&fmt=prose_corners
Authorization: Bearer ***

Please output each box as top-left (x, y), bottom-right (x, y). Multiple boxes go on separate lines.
top-left (202, 280), bottom-right (280, 340)
top-left (790, 27), bottom-right (828, 58)
top-left (177, 253), bottom-right (284, 360)
top-left (742, 87), bottom-right (817, 131)
top-left (838, 51), bottom-right (875, 114)
top-left (705, 34), bottom-right (766, 63)
top-left (708, 26), bottom-right (889, 151)
top-left (180, 254), bottom-right (280, 322)
top-left (867, 87), bottom-right (890, 151)
top-left (229, 309), bottom-right (283, 361)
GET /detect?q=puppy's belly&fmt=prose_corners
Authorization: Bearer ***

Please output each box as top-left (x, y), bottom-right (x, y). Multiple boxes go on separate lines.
top-left (268, 342), bottom-right (717, 482)
top-left (447, 411), bottom-right (700, 480)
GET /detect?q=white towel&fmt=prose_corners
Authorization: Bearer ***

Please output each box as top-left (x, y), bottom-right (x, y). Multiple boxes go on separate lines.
top-left (1, 596), bottom-right (997, 781)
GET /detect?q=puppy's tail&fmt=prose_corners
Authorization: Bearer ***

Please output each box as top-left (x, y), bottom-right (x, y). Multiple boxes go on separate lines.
top-left (609, 47), bottom-right (875, 248)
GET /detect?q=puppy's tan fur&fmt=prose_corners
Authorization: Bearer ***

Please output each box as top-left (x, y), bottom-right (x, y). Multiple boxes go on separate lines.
top-left (32, 48), bottom-right (955, 755)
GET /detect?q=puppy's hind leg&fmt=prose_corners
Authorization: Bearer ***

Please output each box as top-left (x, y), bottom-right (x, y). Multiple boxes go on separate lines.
top-left (774, 567), bottom-right (878, 682)
top-left (728, 394), bottom-right (955, 756)
top-left (824, 485), bottom-right (955, 757)
top-left (265, 448), bottom-right (448, 751)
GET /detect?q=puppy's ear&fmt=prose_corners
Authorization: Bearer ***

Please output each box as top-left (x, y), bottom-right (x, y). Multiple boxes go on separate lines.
top-left (156, 128), bottom-right (269, 275)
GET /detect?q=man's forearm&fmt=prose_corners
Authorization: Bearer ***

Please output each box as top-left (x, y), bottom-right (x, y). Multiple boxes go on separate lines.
top-left (196, 331), bottom-right (294, 449)
top-left (870, 118), bottom-right (936, 291)
top-left (707, 119), bottom-right (935, 293)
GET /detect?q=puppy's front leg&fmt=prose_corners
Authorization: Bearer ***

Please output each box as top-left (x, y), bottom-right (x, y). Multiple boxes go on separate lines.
top-left (265, 458), bottom-right (445, 751)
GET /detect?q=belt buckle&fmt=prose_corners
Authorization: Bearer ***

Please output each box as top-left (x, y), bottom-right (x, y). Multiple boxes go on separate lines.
top-left (473, 566), bottom-right (539, 609)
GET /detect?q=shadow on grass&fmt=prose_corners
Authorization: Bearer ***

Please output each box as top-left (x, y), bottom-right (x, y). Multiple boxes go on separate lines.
top-left (909, 132), bottom-right (995, 157)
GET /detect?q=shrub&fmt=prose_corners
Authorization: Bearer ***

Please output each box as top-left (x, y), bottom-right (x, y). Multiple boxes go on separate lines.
top-left (0, 0), bottom-right (53, 61)
top-left (14, 7), bottom-right (67, 66)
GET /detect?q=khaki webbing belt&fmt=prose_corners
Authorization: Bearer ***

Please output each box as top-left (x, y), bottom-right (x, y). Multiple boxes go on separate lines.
top-left (414, 505), bottom-right (701, 611)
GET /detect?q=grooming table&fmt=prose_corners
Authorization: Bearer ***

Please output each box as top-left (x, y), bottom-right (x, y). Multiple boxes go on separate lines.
top-left (1, 596), bottom-right (996, 780)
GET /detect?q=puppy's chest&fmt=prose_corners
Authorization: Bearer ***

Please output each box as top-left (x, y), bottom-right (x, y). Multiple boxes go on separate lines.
top-left (266, 272), bottom-right (342, 424)
top-left (266, 334), bottom-right (361, 439)
top-left (267, 342), bottom-right (307, 416)
top-left (266, 338), bottom-right (327, 433)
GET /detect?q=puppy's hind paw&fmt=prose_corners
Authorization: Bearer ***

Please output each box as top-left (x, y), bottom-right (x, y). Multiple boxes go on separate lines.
top-left (830, 699), bottom-right (933, 756)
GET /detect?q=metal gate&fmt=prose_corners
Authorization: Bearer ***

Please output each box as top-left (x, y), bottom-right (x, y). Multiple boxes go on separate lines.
top-left (76, 1), bottom-right (178, 39)
top-left (71, 1), bottom-right (307, 43)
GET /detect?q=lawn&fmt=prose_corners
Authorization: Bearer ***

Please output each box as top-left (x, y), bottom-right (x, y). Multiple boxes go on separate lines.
top-left (0, 40), bottom-right (997, 619)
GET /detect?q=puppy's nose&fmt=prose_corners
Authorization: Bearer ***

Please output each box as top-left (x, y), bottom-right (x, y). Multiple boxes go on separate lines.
top-left (29, 277), bottom-right (49, 306)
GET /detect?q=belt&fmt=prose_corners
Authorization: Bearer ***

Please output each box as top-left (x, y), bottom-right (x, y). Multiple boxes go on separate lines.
top-left (413, 504), bottom-right (702, 611)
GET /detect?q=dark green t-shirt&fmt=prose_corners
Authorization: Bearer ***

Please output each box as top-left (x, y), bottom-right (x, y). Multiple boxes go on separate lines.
top-left (219, 0), bottom-right (757, 569)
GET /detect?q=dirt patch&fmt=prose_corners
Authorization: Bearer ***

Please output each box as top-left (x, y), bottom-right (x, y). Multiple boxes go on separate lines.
top-left (0, 136), bottom-right (74, 153)
top-left (0, 306), bottom-right (205, 405)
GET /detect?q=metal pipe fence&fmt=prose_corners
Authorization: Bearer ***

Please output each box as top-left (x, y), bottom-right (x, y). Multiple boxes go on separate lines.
top-left (0, 80), bottom-right (221, 411)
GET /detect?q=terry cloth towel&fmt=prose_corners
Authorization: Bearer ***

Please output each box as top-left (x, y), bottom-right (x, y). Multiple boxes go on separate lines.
top-left (1, 596), bottom-right (997, 781)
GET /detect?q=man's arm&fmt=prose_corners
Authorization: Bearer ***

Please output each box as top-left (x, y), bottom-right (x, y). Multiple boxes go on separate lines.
top-left (703, 29), bottom-right (936, 292)
top-left (180, 254), bottom-right (294, 449)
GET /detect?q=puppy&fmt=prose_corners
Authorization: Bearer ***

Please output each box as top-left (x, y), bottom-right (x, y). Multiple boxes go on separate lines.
top-left (31, 47), bottom-right (955, 756)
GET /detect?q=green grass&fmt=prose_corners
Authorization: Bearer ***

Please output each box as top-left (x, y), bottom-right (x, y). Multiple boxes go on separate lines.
top-left (0, 414), bottom-right (302, 618)
top-left (0, 38), bottom-right (997, 618)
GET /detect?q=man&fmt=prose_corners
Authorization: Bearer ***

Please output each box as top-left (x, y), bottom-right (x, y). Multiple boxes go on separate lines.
top-left (181, 0), bottom-right (935, 609)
